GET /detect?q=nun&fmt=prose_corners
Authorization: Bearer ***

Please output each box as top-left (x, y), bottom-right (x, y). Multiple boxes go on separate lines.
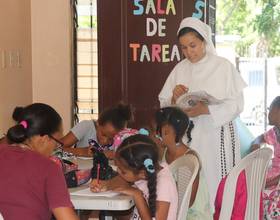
top-left (159, 17), bottom-right (247, 209)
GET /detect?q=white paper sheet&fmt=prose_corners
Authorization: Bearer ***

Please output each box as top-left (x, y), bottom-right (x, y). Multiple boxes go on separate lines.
top-left (76, 156), bottom-right (93, 160)
top-left (176, 91), bottom-right (223, 109)
top-left (70, 187), bottom-right (120, 197)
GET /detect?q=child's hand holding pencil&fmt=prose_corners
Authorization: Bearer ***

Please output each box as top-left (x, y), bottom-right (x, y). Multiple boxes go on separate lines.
top-left (89, 179), bottom-right (108, 192)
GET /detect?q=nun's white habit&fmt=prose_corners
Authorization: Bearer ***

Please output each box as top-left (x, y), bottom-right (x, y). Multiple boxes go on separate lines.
top-left (159, 17), bottom-right (247, 207)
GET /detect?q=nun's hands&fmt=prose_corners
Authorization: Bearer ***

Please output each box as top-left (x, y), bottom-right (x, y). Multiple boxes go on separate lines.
top-left (171, 84), bottom-right (188, 104)
top-left (184, 101), bottom-right (209, 117)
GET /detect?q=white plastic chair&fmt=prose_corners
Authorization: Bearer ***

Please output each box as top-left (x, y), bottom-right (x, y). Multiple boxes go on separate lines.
top-left (219, 147), bottom-right (273, 220)
top-left (169, 153), bottom-right (200, 220)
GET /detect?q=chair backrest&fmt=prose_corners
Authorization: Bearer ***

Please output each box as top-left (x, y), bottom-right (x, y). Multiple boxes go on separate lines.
top-left (219, 147), bottom-right (273, 220)
top-left (169, 153), bottom-right (199, 220)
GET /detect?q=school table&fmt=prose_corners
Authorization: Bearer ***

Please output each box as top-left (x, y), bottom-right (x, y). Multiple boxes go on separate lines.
top-left (69, 158), bottom-right (135, 211)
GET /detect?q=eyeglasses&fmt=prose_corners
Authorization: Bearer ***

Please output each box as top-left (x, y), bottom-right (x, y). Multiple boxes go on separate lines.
top-left (48, 135), bottom-right (64, 149)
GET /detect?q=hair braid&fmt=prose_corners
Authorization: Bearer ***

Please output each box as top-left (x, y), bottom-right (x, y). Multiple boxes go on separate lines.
top-left (186, 120), bottom-right (194, 143)
top-left (147, 171), bottom-right (157, 217)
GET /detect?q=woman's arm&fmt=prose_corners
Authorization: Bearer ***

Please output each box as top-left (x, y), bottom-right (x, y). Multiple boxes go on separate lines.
top-left (47, 163), bottom-right (79, 220)
top-left (52, 207), bottom-right (79, 220)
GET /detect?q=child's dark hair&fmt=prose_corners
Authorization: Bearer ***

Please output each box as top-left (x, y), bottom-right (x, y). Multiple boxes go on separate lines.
top-left (98, 103), bottom-right (133, 130)
top-left (271, 96), bottom-right (280, 109)
top-left (116, 134), bottom-right (158, 217)
top-left (177, 27), bottom-right (204, 41)
top-left (155, 107), bottom-right (194, 143)
top-left (7, 103), bottom-right (62, 143)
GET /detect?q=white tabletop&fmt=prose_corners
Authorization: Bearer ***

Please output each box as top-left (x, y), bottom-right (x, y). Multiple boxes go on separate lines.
top-left (69, 158), bottom-right (134, 211)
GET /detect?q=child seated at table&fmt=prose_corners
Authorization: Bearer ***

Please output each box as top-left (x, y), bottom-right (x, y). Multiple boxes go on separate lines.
top-left (155, 107), bottom-right (212, 219)
top-left (91, 134), bottom-right (178, 220)
top-left (60, 103), bottom-right (133, 157)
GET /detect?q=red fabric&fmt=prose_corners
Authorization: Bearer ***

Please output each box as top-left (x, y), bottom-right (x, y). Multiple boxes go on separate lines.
top-left (214, 171), bottom-right (263, 220)
top-left (0, 144), bottom-right (73, 220)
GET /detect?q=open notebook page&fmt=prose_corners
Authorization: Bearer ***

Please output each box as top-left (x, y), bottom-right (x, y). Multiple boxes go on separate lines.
top-left (70, 187), bottom-right (120, 197)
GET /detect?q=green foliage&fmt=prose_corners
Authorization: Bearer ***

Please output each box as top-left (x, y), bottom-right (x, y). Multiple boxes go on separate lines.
top-left (217, 0), bottom-right (280, 57)
top-left (254, 0), bottom-right (280, 56)
top-left (78, 15), bottom-right (97, 28)
top-left (235, 36), bottom-right (255, 57)
top-left (217, 0), bottom-right (250, 35)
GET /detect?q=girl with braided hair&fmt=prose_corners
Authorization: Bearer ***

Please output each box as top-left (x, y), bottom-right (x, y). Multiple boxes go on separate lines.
top-left (91, 134), bottom-right (178, 220)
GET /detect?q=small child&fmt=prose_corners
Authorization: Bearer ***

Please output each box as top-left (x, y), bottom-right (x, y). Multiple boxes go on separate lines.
top-left (60, 103), bottom-right (133, 157)
top-left (251, 96), bottom-right (280, 219)
top-left (91, 134), bottom-right (178, 220)
top-left (155, 107), bottom-right (212, 219)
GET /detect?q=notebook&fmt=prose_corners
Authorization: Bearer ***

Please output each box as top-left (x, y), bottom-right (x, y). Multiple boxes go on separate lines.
top-left (70, 187), bottom-right (120, 197)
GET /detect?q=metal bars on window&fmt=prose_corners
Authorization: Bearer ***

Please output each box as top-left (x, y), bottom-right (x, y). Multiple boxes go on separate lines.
top-left (72, 0), bottom-right (98, 124)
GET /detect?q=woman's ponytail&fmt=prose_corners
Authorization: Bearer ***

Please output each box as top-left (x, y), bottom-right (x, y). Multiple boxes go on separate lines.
top-left (6, 103), bottom-right (62, 144)
top-left (7, 121), bottom-right (28, 143)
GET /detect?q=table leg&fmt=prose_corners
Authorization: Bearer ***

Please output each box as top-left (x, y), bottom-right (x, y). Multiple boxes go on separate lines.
top-left (99, 210), bottom-right (113, 220)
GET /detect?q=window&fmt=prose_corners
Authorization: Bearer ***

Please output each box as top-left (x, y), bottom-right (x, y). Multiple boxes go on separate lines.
top-left (248, 70), bottom-right (264, 87)
top-left (74, 0), bottom-right (98, 123)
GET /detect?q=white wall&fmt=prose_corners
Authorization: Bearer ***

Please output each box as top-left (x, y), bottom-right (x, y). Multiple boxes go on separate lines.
top-left (0, 0), bottom-right (73, 134)
top-left (0, 0), bottom-right (32, 134)
top-left (31, 0), bottom-right (73, 131)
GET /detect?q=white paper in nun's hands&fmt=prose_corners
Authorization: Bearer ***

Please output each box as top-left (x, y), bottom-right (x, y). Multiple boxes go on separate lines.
top-left (176, 91), bottom-right (223, 109)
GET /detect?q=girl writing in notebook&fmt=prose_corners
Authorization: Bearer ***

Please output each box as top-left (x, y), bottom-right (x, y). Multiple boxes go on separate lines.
top-left (61, 103), bottom-right (133, 157)
top-left (91, 134), bottom-right (178, 220)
